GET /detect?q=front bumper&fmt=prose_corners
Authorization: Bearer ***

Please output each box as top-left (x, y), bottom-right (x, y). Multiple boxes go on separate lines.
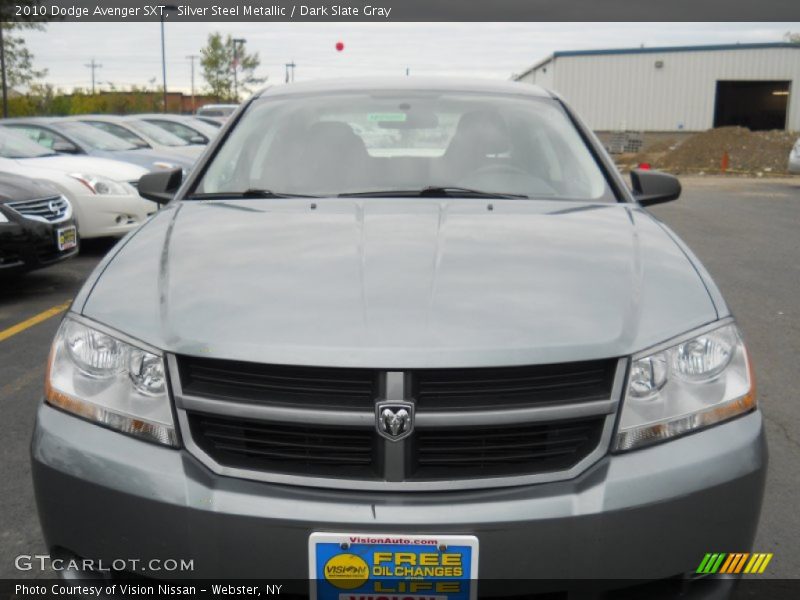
top-left (0, 218), bottom-right (78, 273)
top-left (69, 191), bottom-right (157, 239)
top-left (31, 404), bottom-right (767, 582)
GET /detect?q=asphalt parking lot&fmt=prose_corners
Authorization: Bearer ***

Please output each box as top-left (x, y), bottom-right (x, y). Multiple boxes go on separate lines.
top-left (0, 176), bottom-right (798, 580)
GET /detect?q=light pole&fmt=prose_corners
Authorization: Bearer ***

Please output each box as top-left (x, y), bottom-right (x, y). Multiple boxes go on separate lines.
top-left (232, 38), bottom-right (246, 101)
top-left (1, 23), bottom-right (8, 118)
top-left (160, 5), bottom-right (179, 112)
top-left (186, 54), bottom-right (198, 113)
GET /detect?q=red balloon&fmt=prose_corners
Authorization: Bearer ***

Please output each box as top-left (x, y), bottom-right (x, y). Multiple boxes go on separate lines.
top-left (335, 41), bottom-right (344, 52)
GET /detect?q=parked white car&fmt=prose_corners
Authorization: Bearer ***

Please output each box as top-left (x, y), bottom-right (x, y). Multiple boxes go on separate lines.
top-left (789, 138), bottom-right (800, 174)
top-left (0, 128), bottom-right (154, 239)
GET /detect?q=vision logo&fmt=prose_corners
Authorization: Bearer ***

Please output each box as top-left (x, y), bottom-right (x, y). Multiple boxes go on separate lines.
top-left (323, 553), bottom-right (369, 590)
top-left (696, 552), bottom-right (773, 575)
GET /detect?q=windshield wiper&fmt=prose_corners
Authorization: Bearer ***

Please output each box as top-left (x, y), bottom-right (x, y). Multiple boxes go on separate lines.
top-left (340, 186), bottom-right (528, 199)
top-left (187, 189), bottom-right (320, 200)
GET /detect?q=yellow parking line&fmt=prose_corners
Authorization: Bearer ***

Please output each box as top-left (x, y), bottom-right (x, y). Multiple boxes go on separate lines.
top-left (0, 301), bottom-right (71, 343)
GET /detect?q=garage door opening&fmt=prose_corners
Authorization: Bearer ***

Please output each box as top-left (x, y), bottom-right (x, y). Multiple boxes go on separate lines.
top-left (714, 81), bottom-right (790, 131)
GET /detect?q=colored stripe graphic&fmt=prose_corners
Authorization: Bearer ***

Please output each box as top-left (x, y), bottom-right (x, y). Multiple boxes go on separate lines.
top-left (698, 552), bottom-right (773, 574)
top-left (744, 553), bottom-right (773, 574)
top-left (697, 553), bottom-right (726, 574)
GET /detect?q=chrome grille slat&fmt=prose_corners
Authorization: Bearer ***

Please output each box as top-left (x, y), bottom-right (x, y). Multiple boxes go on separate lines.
top-left (7, 195), bottom-right (69, 222)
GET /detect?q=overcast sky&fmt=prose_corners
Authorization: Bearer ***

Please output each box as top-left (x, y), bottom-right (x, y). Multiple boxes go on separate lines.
top-left (23, 22), bottom-right (799, 94)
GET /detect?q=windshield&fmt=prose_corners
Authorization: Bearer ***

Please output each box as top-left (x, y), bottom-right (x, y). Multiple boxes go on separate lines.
top-left (0, 129), bottom-right (58, 158)
top-left (58, 121), bottom-right (138, 151)
top-left (143, 118), bottom-right (209, 143)
top-left (193, 91), bottom-right (614, 201)
top-left (186, 118), bottom-right (221, 137)
top-left (198, 105), bottom-right (236, 117)
top-left (125, 119), bottom-right (189, 147)
top-left (83, 120), bottom-right (150, 148)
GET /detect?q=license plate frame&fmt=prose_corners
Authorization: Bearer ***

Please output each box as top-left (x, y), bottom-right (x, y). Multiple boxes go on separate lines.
top-left (56, 226), bottom-right (77, 251)
top-left (309, 532), bottom-right (478, 600)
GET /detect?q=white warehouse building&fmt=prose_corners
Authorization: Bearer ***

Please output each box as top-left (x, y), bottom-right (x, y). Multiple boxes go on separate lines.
top-left (515, 42), bottom-right (800, 133)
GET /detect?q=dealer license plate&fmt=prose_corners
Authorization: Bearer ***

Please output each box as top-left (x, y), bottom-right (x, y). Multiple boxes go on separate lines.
top-left (56, 226), bottom-right (77, 251)
top-left (309, 532), bottom-right (478, 600)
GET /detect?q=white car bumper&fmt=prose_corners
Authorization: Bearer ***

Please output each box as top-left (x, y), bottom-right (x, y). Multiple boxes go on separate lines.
top-left (70, 190), bottom-right (158, 238)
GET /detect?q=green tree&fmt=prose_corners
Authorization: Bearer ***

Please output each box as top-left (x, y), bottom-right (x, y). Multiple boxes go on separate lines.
top-left (1, 21), bottom-right (47, 90)
top-left (785, 32), bottom-right (800, 44)
top-left (200, 32), bottom-right (264, 102)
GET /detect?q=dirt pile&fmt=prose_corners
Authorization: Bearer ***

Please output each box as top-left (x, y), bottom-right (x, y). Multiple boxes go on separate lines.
top-left (618, 127), bottom-right (798, 174)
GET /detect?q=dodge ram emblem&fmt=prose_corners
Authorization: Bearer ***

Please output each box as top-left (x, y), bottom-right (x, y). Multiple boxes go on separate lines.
top-left (375, 401), bottom-right (414, 441)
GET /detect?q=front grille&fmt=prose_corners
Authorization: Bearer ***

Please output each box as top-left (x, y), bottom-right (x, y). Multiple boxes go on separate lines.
top-left (176, 355), bottom-right (620, 489)
top-left (178, 356), bottom-right (378, 410)
top-left (188, 412), bottom-right (376, 478)
top-left (413, 360), bottom-right (616, 410)
top-left (413, 417), bottom-right (605, 479)
top-left (7, 195), bottom-right (69, 222)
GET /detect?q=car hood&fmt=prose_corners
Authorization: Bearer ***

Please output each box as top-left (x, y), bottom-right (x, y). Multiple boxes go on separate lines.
top-left (155, 144), bottom-right (205, 160)
top-left (7, 155), bottom-right (147, 182)
top-left (0, 170), bottom-right (61, 203)
top-left (91, 148), bottom-right (194, 172)
top-left (80, 198), bottom-right (720, 368)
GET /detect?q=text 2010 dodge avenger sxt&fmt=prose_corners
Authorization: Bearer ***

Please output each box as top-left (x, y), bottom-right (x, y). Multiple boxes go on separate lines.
top-left (32, 79), bottom-right (766, 593)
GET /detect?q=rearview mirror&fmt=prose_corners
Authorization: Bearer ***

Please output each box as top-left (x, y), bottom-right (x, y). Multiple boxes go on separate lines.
top-left (52, 141), bottom-right (80, 154)
top-left (137, 168), bottom-right (183, 205)
top-left (630, 169), bottom-right (681, 207)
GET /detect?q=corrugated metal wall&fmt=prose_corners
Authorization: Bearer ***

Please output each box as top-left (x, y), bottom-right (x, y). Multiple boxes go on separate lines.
top-left (521, 48), bottom-right (800, 131)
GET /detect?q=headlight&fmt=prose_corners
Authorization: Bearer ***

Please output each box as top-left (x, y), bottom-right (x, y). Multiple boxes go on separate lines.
top-left (615, 322), bottom-right (755, 451)
top-left (45, 317), bottom-right (177, 446)
top-left (68, 173), bottom-right (129, 195)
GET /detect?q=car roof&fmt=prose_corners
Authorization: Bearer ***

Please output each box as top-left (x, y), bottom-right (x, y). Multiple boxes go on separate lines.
top-left (70, 115), bottom-right (127, 122)
top-left (254, 77), bottom-right (552, 99)
top-left (2, 116), bottom-right (67, 125)
top-left (135, 113), bottom-right (200, 121)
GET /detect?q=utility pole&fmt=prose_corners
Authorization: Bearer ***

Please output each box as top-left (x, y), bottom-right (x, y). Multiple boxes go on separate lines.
top-left (285, 60), bottom-right (296, 83)
top-left (160, 5), bottom-right (178, 112)
top-left (160, 13), bottom-right (167, 111)
top-left (85, 58), bottom-right (102, 95)
top-left (232, 38), bottom-right (245, 101)
top-left (0, 23), bottom-right (8, 118)
top-left (186, 54), bottom-right (198, 113)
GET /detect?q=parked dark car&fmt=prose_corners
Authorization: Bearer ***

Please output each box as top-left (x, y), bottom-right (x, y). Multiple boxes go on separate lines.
top-left (0, 172), bottom-right (77, 275)
top-left (0, 118), bottom-right (194, 174)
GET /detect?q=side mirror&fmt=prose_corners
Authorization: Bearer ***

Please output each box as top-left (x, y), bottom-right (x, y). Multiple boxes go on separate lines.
top-left (137, 168), bottom-right (183, 205)
top-left (52, 141), bottom-right (80, 154)
top-left (189, 135), bottom-right (207, 145)
top-left (630, 169), bottom-right (681, 207)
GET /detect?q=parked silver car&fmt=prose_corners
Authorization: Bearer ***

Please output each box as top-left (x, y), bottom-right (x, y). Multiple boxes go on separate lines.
top-left (33, 79), bottom-right (765, 596)
top-left (789, 137), bottom-right (800, 174)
